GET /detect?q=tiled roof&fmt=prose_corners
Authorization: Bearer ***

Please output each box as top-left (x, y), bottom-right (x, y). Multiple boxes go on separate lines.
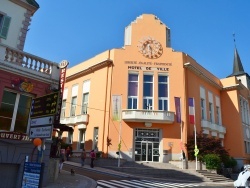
top-left (26, 0), bottom-right (39, 8)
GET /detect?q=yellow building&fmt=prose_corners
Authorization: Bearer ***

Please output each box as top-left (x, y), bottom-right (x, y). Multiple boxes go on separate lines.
top-left (60, 14), bottom-right (250, 168)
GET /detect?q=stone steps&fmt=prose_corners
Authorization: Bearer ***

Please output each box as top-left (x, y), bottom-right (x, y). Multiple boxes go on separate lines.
top-left (107, 161), bottom-right (234, 183)
top-left (196, 170), bottom-right (234, 182)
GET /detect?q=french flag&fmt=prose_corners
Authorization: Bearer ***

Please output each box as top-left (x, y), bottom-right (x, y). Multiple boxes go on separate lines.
top-left (188, 98), bottom-right (195, 124)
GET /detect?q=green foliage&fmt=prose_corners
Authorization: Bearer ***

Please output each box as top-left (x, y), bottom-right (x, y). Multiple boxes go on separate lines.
top-left (224, 157), bottom-right (237, 168)
top-left (96, 151), bottom-right (102, 158)
top-left (186, 132), bottom-right (230, 163)
top-left (203, 154), bottom-right (221, 169)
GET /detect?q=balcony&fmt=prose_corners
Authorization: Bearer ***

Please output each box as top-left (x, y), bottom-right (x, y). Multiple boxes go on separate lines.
top-left (0, 43), bottom-right (60, 84)
top-left (122, 109), bottom-right (175, 124)
top-left (201, 119), bottom-right (226, 134)
top-left (60, 114), bottom-right (89, 125)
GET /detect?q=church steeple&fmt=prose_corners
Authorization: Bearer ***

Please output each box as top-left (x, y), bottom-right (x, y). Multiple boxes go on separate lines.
top-left (229, 33), bottom-right (245, 77)
top-left (227, 34), bottom-right (250, 89)
top-left (230, 48), bottom-right (245, 76)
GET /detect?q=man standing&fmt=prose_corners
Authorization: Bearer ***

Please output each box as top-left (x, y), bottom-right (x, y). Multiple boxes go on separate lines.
top-left (90, 150), bottom-right (96, 168)
top-left (80, 149), bottom-right (86, 167)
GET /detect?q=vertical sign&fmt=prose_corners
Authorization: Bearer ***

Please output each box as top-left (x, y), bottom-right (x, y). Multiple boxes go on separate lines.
top-left (54, 60), bottom-right (69, 125)
top-left (174, 97), bottom-right (181, 123)
top-left (112, 95), bottom-right (122, 121)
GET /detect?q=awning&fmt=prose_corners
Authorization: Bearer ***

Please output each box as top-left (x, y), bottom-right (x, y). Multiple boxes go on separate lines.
top-left (53, 124), bottom-right (73, 132)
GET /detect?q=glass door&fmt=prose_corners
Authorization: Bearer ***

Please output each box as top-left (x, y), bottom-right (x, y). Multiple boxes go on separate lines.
top-left (141, 142), bottom-right (153, 161)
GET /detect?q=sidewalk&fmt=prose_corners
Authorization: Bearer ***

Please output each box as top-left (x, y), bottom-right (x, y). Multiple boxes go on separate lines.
top-left (43, 162), bottom-right (97, 188)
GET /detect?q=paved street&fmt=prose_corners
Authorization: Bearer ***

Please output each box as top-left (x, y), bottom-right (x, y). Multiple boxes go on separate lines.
top-left (97, 179), bottom-right (206, 188)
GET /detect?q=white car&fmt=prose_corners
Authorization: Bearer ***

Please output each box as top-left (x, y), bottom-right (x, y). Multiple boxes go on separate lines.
top-left (234, 165), bottom-right (250, 188)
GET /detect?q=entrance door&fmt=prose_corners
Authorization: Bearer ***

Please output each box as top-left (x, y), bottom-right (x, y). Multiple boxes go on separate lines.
top-left (134, 128), bottom-right (160, 162)
top-left (141, 142), bottom-right (153, 161)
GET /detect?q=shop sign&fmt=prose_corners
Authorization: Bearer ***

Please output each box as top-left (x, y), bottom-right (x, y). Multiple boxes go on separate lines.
top-left (30, 92), bottom-right (59, 118)
top-left (0, 132), bottom-right (30, 141)
top-left (54, 60), bottom-right (69, 125)
top-left (11, 77), bottom-right (34, 93)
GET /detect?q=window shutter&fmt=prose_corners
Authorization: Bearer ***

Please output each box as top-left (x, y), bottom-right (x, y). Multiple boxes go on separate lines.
top-left (0, 16), bottom-right (11, 39)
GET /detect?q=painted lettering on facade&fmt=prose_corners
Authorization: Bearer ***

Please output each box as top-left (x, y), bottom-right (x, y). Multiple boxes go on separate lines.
top-left (0, 132), bottom-right (30, 141)
top-left (128, 66), bottom-right (169, 71)
top-left (125, 61), bottom-right (172, 66)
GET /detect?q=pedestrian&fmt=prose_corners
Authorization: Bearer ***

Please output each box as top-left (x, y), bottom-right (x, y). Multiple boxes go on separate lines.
top-left (56, 139), bottom-right (61, 157)
top-left (90, 150), bottom-right (96, 168)
top-left (66, 146), bottom-right (71, 161)
top-left (59, 149), bottom-right (65, 173)
top-left (80, 149), bottom-right (86, 167)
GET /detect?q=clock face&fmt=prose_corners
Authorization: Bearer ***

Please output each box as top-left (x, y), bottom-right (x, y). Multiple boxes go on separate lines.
top-left (138, 37), bottom-right (163, 59)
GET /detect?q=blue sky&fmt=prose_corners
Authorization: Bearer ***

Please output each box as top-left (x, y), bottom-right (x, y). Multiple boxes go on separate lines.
top-left (24, 1), bottom-right (250, 79)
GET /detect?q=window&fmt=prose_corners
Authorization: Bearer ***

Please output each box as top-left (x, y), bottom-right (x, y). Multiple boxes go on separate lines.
top-left (79, 129), bottom-right (86, 149)
top-left (0, 14), bottom-right (11, 39)
top-left (158, 75), bottom-right (168, 110)
top-left (61, 100), bottom-right (66, 118)
top-left (82, 93), bottom-right (89, 114)
top-left (240, 97), bottom-right (250, 125)
top-left (143, 74), bottom-right (153, 110)
top-left (70, 96), bottom-right (77, 116)
top-left (209, 102), bottom-right (214, 122)
top-left (201, 98), bottom-right (205, 120)
top-left (82, 80), bottom-right (90, 114)
top-left (128, 73), bottom-right (138, 109)
top-left (67, 131), bottom-right (73, 144)
top-left (216, 106), bottom-right (220, 124)
top-left (0, 90), bottom-right (32, 133)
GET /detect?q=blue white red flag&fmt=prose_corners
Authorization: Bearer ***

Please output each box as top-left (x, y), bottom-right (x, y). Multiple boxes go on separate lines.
top-left (174, 97), bottom-right (181, 123)
top-left (188, 98), bottom-right (195, 124)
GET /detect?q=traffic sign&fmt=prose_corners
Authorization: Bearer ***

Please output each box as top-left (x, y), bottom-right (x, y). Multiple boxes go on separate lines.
top-left (30, 116), bottom-right (53, 126)
top-left (30, 92), bottom-right (59, 118)
top-left (194, 145), bottom-right (199, 157)
top-left (29, 125), bottom-right (52, 138)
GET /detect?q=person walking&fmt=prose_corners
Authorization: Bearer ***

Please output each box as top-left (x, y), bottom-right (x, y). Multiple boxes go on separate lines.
top-left (66, 146), bottom-right (71, 161)
top-left (90, 150), bottom-right (96, 168)
top-left (80, 149), bottom-right (86, 167)
top-left (59, 149), bottom-right (65, 173)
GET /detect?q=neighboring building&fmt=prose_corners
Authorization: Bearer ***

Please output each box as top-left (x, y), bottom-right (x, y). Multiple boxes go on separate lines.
top-left (60, 14), bottom-right (250, 169)
top-left (0, 0), bottom-right (60, 187)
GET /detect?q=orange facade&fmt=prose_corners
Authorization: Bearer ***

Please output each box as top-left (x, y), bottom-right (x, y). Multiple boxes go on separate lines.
top-left (60, 14), bottom-right (250, 168)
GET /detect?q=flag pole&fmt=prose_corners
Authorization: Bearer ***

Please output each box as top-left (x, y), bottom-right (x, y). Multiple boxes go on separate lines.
top-left (189, 97), bottom-right (198, 170)
top-left (118, 120), bottom-right (121, 167)
top-left (118, 95), bottom-right (122, 168)
top-left (194, 124), bottom-right (197, 170)
top-left (181, 122), bottom-right (184, 169)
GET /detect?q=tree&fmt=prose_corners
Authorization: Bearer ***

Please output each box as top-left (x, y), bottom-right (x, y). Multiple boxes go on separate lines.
top-left (186, 132), bottom-right (230, 163)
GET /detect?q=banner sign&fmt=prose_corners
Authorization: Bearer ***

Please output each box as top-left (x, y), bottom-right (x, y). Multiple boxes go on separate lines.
top-left (174, 97), bottom-right (181, 123)
top-left (112, 95), bottom-right (122, 121)
top-left (54, 60), bottom-right (69, 125)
